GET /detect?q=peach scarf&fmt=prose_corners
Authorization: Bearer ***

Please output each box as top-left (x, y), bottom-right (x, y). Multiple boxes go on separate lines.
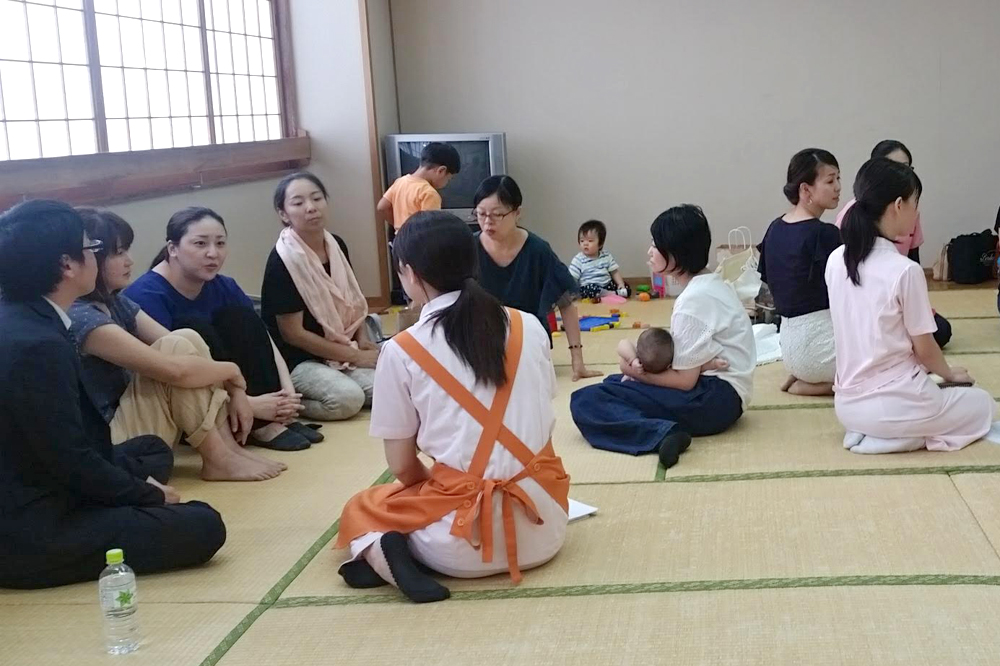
top-left (275, 227), bottom-right (368, 366)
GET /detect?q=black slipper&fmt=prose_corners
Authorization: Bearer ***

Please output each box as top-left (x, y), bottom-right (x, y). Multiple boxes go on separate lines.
top-left (338, 559), bottom-right (388, 588)
top-left (288, 422), bottom-right (325, 443)
top-left (658, 431), bottom-right (692, 469)
top-left (249, 429), bottom-right (311, 452)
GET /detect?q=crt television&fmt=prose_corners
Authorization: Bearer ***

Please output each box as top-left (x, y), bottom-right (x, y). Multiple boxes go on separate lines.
top-left (383, 132), bottom-right (508, 221)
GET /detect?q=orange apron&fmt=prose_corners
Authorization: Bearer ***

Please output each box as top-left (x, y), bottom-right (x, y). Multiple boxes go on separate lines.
top-left (336, 309), bottom-right (570, 583)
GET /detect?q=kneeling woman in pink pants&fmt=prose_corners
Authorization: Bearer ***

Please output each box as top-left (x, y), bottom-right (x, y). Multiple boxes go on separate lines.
top-left (826, 157), bottom-right (994, 454)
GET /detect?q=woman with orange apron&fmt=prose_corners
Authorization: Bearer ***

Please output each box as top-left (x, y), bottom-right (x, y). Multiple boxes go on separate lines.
top-left (336, 211), bottom-right (570, 603)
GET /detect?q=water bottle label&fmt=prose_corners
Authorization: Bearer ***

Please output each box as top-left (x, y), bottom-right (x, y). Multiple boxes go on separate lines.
top-left (101, 583), bottom-right (137, 612)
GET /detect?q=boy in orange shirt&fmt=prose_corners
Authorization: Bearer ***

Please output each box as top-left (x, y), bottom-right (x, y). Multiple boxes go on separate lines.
top-left (378, 142), bottom-right (461, 231)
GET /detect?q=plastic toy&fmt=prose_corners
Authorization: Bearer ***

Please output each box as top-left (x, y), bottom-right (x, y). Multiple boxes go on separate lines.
top-left (637, 292), bottom-right (651, 302)
top-left (578, 314), bottom-right (621, 332)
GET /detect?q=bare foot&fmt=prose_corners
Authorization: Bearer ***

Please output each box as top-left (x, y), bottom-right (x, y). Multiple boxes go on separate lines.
top-left (218, 425), bottom-right (288, 472)
top-left (201, 449), bottom-right (283, 482)
top-left (780, 375), bottom-right (796, 393)
top-left (787, 380), bottom-right (835, 397)
top-left (237, 446), bottom-right (288, 472)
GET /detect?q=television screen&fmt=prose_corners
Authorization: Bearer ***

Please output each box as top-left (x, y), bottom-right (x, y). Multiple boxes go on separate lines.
top-left (397, 140), bottom-right (493, 210)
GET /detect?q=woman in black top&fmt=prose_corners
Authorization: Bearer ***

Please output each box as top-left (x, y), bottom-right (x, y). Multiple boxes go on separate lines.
top-left (261, 172), bottom-right (378, 422)
top-left (757, 149), bottom-right (842, 396)
top-left (473, 175), bottom-right (599, 382)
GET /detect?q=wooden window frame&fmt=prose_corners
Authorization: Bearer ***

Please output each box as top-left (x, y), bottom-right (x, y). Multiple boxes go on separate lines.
top-left (0, 0), bottom-right (308, 210)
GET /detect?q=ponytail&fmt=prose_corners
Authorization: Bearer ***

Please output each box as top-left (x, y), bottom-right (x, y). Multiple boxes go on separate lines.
top-left (150, 245), bottom-right (169, 270)
top-left (430, 277), bottom-right (509, 387)
top-left (841, 201), bottom-right (879, 286)
top-left (393, 210), bottom-right (512, 387)
top-left (841, 158), bottom-right (923, 287)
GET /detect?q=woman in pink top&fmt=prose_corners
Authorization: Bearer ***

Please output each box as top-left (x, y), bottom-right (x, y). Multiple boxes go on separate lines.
top-left (835, 140), bottom-right (951, 348)
top-left (826, 158), bottom-right (993, 454)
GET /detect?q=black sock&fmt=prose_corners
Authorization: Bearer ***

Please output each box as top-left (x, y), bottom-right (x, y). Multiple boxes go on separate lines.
top-left (338, 559), bottom-right (388, 588)
top-left (380, 532), bottom-right (450, 603)
top-left (658, 431), bottom-right (692, 469)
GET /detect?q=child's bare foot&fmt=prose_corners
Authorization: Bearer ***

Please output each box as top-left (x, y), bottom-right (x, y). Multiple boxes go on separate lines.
top-left (780, 375), bottom-right (796, 392)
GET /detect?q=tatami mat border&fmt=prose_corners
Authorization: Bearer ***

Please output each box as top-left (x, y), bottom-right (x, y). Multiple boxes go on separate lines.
top-left (649, 464), bottom-right (1000, 483)
top-left (272, 574), bottom-right (1000, 608)
top-left (198, 467), bottom-right (395, 666)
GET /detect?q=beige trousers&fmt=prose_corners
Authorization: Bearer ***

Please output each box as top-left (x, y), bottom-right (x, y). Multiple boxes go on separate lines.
top-left (110, 329), bottom-right (230, 448)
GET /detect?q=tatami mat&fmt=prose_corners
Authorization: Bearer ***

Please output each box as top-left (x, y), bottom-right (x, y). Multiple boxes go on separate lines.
top-left (930, 289), bottom-right (998, 318)
top-left (945, 317), bottom-right (1000, 353)
top-left (223, 586), bottom-right (1000, 665)
top-left (5, 601), bottom-right (256, 666)
top-left (278, 477), bottom-right (1000, 602)
top-left (952, 474), bottom-right (1000, 557)
top-left (7, 288), bottom-right (1000, 666)
top-left (664, 408), bottom-right (1000, 479)
top-left (552, 376), bottom-right (1000, 482)
top-left (0, 419), bottom-right (387, 607)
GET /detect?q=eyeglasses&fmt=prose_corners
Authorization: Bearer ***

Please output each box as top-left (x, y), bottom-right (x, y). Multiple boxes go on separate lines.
top-left (82, 239), bottom-right (104, 254)
top-left (470, 209), bottom-right (515, 223)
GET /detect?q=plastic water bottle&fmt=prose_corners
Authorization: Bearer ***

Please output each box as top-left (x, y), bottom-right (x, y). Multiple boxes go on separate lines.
top-left (98, 548), bottom-right (140, 654)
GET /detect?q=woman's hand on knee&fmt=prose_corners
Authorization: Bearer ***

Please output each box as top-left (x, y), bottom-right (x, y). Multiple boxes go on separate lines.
top-left (946, 366), bottom-right (974, 385)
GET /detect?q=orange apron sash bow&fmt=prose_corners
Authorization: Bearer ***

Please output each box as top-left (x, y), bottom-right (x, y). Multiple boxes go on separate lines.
top-left (335, 309), bottom-right (569, 583)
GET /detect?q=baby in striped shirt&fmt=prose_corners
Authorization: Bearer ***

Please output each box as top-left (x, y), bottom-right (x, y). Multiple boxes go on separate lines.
top-left (569, 220), bottom-right (629, 299)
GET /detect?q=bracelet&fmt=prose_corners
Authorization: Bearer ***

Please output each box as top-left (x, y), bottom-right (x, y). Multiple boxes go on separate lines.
top-left (568, 344), bottom-right (583, 350)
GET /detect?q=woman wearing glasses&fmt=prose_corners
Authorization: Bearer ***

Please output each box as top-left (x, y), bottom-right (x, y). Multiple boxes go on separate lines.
top-left (473, 175), bottom-right (600, 381)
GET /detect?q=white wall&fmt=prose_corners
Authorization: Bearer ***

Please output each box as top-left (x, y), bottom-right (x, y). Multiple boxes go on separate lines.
top-left (391, 0), bottom-right (1000, 274)
top-left (110, 179), bottom-right (283, 296)
top-left (111, 0), bottom-right (385, 298)
top-left (284, 0), bottom-right (383, 296)
top-left (369, 0), bottom-right (400, 179)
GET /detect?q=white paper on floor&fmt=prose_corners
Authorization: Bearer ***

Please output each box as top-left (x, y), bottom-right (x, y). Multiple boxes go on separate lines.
top-left (753, 323), bottom-right (782, 366)
top-left (568, 499), bottom-right (598, 522)
top-left (984, 421), bottom-right (1000, 444)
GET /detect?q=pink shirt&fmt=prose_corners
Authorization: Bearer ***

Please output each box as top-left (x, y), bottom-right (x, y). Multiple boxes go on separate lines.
top-left (825, 238), bottom-right (938, 396)
top-left (835, 198), bottom-right (924, 256)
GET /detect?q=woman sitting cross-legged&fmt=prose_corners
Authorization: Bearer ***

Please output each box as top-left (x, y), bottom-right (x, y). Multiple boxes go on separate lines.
top-left (827, 158), bottom-right (993, 453)
top-left (335, 211), bottom-right (570, 603)
top-left (69, 208), bottom-right (285, 481)
top-left (570, 205), bottom-right (756, 468)
top-left (260, 172), bottom-right (377, 421)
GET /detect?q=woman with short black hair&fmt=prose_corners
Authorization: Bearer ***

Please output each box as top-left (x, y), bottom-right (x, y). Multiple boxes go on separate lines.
top-left (571, 205), bottom-right (755, 467)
